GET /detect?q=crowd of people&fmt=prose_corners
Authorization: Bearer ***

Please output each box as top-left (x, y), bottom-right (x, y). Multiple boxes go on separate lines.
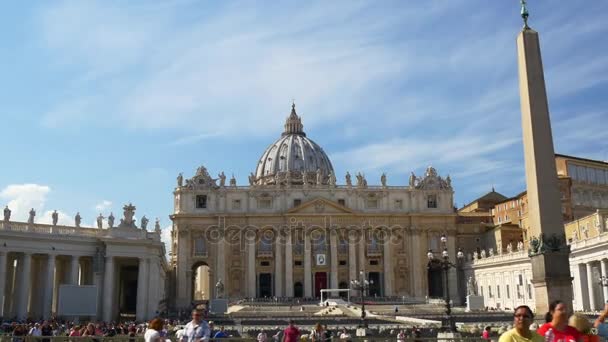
top-left (498, 301), bottom-right (608, 342)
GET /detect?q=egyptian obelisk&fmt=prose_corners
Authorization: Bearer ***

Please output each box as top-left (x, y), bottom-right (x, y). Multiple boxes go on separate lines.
top-left (516, 1), bottom-right (572, 314)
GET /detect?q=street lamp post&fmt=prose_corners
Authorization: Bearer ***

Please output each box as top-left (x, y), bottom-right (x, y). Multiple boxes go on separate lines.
top-left (350, 271), bottom-right (373, 328)
top-left (427, 234), bottom-right (464, 333)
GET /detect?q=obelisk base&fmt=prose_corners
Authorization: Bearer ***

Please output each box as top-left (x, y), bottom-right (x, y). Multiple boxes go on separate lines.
top-left (530, 252), bottom-right (573, 315)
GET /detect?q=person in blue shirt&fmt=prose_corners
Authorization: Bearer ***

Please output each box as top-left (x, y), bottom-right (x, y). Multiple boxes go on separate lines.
top-left (181, 309), bottom-right (210, 342)
top-left (214, 327), bottom-right (229, 339)
top-left (594, 303), bottom-right (608, 338)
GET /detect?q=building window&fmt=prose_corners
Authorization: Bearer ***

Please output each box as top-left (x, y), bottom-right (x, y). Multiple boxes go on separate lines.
top-left (488, 286), bottom-right (493, 298)
top-left (339, 260), bottom-right (347, 266)
top-left (293, 199), bottom-right (302, 207)
top-left (338, 199), bottom-right (345, 206)
top-left (366, 199), bottom-right (378, 209)
top-left (294, 260), bottom-right (302, 266)
top-left (480, 286), bottom-right (483, 297)
top-left (258, 198), bottom-right (272, 209)
top-left (527, 284), bottom-right (533, 299)
top-left (232, 199), bottom-right (241, 210)
top-left (394, 199), bottom-right (403, 209)
top-left (194, 237), bottom-right (206, 256)
top-left (497, 285), bottom-right (501, 299)
top-left (370, 260), bottom-right (379, 266)
top-left (427, 195), bottom-right (437, 208)
top-left (196, 195), bottom-right (207, 209)
top-left (506, 284), bottom-right (510, 299)
top-left (260, 261), bottom-right (270, 266)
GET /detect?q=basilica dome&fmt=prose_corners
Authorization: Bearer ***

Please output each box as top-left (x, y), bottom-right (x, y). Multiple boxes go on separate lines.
top-left (254, 104), bottom-right (334, 185)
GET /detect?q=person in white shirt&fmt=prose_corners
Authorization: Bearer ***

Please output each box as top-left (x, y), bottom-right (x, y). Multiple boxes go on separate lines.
top-left (181, 309), bottom-right (210, 342)
top-left (29, 323), bottom-right (42, 336)
top-left (144, 318), bottom-right (164, 342)
top-left (257, 330), bottom-right (268, 342)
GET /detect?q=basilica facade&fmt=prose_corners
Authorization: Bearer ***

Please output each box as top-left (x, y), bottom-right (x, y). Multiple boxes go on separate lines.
top-left (169, 105), bottom-right (468, 310)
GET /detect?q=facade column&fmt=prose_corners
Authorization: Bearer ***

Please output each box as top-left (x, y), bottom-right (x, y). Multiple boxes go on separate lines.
top-left (382, 232), bottom-right (393, 297)
top-left (215, 232), bottom-right (225, 297)
top-left (136, 258), bottom-right (149, 321)
top-left (348, 229), bottom-right (357, 293)
top-left (304, 230), bottom-right (312, 297)
top-left (16, 253), bottom-right (32, 320)
top-left (284, 230), bottom-right (293, 297)
top-left (329, 228), bottom-right (338, 290)
top-left (102, 256), bottom-right (115, 322)
top-left (0, 252), bottom-right (6, 318)
top-left (70, 256), bottom-right (80, 285)
top-left (247, 235), bottom-right (256, 298)
top-left (601, 259), bottom-right (608, 304)
top-left (358, 229), bottom-right (366, 278)
top-left (274, 235), bottom-right (283, 297)
top-left (586, 262), bottom-right (598, 311)
top-left (43, 254), bottom-right (56, 319)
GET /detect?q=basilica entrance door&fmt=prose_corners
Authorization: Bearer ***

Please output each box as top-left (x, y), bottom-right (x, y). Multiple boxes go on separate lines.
top-left (368, 272), bottom-right (382, 297)
top-left (259, 273), bottom-right (272, 298)
top-left (427, 262), bottom-right (444, 298)
top-left (314, 272), bottom-right (327, 298)
top-left (294, 282), bottom-right (303, 298)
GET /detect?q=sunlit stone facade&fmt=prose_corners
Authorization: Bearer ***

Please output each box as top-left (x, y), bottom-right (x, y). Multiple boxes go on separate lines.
top-left (169, 105), bottom-right (464, 311)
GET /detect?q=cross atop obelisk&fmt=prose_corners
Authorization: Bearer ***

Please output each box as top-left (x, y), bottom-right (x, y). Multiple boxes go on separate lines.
top-left (516, 1), bottom-right (573, 314)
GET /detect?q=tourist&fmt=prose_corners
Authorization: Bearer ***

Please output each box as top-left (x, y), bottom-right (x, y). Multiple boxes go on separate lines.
top-left (323, 325), bottom-right (332, 342)
top-left (145, 318), bottom-right (164, 342)
top-left (568, 313), bottom-right (598, 342)
top-left (69, 325), bottom-right (81, 337)
top-left (593, 302), bottom-right (608, 338)
top-left (128, 325), bottom-right (137, 342)
top-left (257, 329), bottom-right (268, 342)
top-left (310, 323), bottom-right (324, 342)
top-left (537, 301), bottom-right (581, 342)
top-left (181, 309), bottom-right (210, 342)
top-left (12, 324), bottom-right (26, 342)
top-left (283, 319), bottom-right (300, 342)
top-left (214, 326), bottom-right (229, 339)
top-left (82, 323), bottom-right (97, 337)
top-left (41, 322), bottom-right (53, 342)
top-left (397, 329), bottom-right (406, 342)
top-left (499, 305), bottom-right (543, 342)
top-left (28, 323), bottom-right (42, 336)
top-left (482, 326), bottom-right (491, 340)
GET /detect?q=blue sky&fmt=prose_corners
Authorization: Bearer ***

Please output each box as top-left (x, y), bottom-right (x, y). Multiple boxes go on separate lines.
top-left (1, 0), bottom-right (607, 244)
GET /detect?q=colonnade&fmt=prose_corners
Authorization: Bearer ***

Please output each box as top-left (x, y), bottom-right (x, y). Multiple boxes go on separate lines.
top-left (0, 252), bottom-right (92, 320)
top-left (575, 259), bottom-right (608, 311)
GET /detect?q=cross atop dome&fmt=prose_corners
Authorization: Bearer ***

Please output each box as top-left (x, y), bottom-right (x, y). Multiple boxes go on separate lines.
top-left (283, 102), bottom-right (306, 136)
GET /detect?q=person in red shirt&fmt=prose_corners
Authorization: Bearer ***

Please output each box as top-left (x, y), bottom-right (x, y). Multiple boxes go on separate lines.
top-left (282, 320), bottom-right (300, 342)
top-left (537, 300), bottom-right (582, 342)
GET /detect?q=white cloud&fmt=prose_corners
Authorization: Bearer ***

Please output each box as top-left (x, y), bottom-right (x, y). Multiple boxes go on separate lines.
top-left (94, 200), bottom-right (112, 212)
top-left (161, 224), bottom-right (173, 259)
top-left (0, 184), bottom-right (51, 222)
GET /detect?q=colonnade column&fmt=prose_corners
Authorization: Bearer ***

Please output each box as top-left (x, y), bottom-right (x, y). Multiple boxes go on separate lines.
top-left (329, 228), bottom-right (338, 290)
top-left (274, 234), bottom-right (283, 297)
top-left (602, 260), bottom-right (608, 304)
top-left (0, 252), bottom-right (6, 318)
top-left (136, 257), bottom-right (149, 321)
top-left (586, 262), bottom-right (597, 311)
top-left (284, 230), bottom-right (293, 297)
top-left (43, 254), bottom-right (56, 319)
top-left (304, 230), bottom-right (312, 297)
top-left (102, 256), bottom-right (114, 322)
top-left (16, 253), bottom-right (32, 320)
top-left (70, 256), bottom-right (80, 285)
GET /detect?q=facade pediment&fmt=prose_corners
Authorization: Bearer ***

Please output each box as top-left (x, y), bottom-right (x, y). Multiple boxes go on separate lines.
top-left (287, 197), bottom-right (354, 214)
